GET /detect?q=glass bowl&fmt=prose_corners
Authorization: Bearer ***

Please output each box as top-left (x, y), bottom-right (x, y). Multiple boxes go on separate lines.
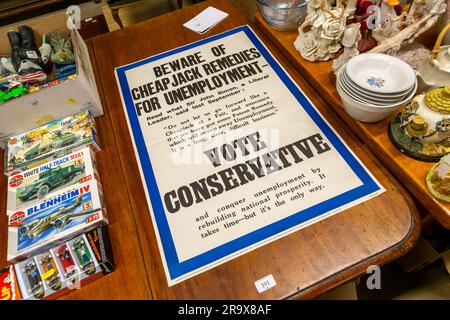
top-left (256, 0), bottom-right (307, 31)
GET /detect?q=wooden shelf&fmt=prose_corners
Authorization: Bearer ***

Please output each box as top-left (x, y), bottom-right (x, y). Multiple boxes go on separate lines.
top-left (255, 13), bottom-right (450, 229)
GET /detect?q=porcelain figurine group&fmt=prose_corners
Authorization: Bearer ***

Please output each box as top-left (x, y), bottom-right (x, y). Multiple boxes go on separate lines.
top-left (295, 0), bottom-right (448, 71)
top-left (294, 0), bottom-right (351, 62)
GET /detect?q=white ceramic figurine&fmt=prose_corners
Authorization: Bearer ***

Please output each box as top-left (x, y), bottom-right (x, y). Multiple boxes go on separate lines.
top-left (332, 23), bottom-right (362, 74)
top-left (370, 0), bottom-right (447, 54)
top-left (294, 0), bottom-right (348, 62)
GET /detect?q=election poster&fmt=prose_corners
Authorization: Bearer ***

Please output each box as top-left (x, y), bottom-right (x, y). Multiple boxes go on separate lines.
top-left (115, 25), bottom-right (385, 286)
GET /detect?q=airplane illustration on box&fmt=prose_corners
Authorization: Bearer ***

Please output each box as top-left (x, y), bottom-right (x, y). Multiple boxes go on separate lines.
top-left (13, 195), bottom-right (96, 240)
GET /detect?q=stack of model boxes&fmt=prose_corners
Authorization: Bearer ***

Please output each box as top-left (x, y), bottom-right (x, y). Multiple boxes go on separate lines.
top-left (2, 111), bottom-right (114, 300)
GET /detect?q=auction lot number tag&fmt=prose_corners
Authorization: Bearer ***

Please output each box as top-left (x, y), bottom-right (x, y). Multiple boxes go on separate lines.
top-left (255, 274), bottom-right (276, 293)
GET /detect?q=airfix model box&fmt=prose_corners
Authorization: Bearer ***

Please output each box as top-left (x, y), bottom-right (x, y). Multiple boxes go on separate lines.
top-left (13, 226), bottom-right (114, 300)
top-left (7, 146), bottom-right (99, 211)
top-left (0, 266), bottom-right (21, 300)
top-left (7, 180), bottom-right (107, 263)
top-left (5, 110), bottom-right (100, 176)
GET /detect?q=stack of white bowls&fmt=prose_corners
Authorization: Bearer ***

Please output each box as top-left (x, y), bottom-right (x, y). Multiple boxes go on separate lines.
top-left (336, 53), bottom-right (417, 122)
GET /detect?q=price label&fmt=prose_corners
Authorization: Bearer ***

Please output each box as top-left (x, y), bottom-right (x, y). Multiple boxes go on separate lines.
top-left (26, 51), bottom-right (38, 59)
top-left (87, 212), bottom-right (99, 223)
top-left (255, 274), bottom-right (276, 293)
top-left (80, 175), bottom-right (92, 183)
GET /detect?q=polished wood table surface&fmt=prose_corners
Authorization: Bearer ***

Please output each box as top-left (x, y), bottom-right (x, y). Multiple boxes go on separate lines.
top-left (254, 14), bottom-right (450, 230)
top-left (86, 0), bottom-right (419, 299)
top-left (0, 0), bottom-right (420, 300)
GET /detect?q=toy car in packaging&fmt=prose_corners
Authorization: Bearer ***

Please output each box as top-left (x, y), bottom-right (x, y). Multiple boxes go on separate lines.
top-left (37, 252), bottom-right (62, 291)
top-left (55, 244), bottom-right (78, 283)
top-left (7, 180), bottom-right (107, 263)
top-left (7, 146), bottom-right (99, 211)
top-left (68, 235), bottom-right (98, 276)
top-left (5, 110), bottom-right (100, 176)
top-left (15, 259), bottom-right (45, 299)
top-left (13, 227), bottom-right (114, 300)
top-left (14, 252), bottom-right (65, 300)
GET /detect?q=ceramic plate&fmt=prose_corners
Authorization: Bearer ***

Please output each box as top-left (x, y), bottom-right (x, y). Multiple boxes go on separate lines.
top-left (346, 53), bottom-right (416, 94)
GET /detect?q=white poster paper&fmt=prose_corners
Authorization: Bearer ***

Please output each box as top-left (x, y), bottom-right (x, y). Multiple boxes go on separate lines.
top-left (115, 26), bottom-right (385, 286)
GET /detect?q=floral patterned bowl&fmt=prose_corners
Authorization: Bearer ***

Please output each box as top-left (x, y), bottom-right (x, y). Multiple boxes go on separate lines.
top-left (340, 69), bottom-right (414, 105)
top-left (337, 67), bottom-right (417, 122)
top-left (346, 53), bottom-right (416, 94)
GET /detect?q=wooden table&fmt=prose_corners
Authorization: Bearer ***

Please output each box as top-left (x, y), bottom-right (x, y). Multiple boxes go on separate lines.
top-left (254, 14), bottom-right (450, 230)
top-left (86, 0), bottom-right (420, 299)
top-left (0, 0), bottom-right (420, 299)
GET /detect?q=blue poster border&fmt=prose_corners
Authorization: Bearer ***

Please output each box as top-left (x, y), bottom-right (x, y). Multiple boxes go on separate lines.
top-left (116, 25), bottom-right (381, 281)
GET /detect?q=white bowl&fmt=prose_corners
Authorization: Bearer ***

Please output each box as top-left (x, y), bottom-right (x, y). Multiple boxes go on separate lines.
top-left (346, 53), bottom-right (416, 94)
top-left (340, 72), bottom-right (409, 105)
top-left (336, 68), bottom-right (418, 122)
top-left (341, 68), bottom-right (412, 101)
top-left (342, 66), bottom-right (414, 99)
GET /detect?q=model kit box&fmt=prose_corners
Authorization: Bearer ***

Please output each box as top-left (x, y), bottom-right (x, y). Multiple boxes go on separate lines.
top-left (5, 110), bottom-right (100, 176)
top-left (13, 226), bottom-right (114, 300)
top-left (7, 146), bottom-right (99, 211)
top-left (0, 12), bottom-right (103, 141)
top-left (0, 266), bottom-right (21, 300)
top-left (7, 180), bottom-right (107, 263)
